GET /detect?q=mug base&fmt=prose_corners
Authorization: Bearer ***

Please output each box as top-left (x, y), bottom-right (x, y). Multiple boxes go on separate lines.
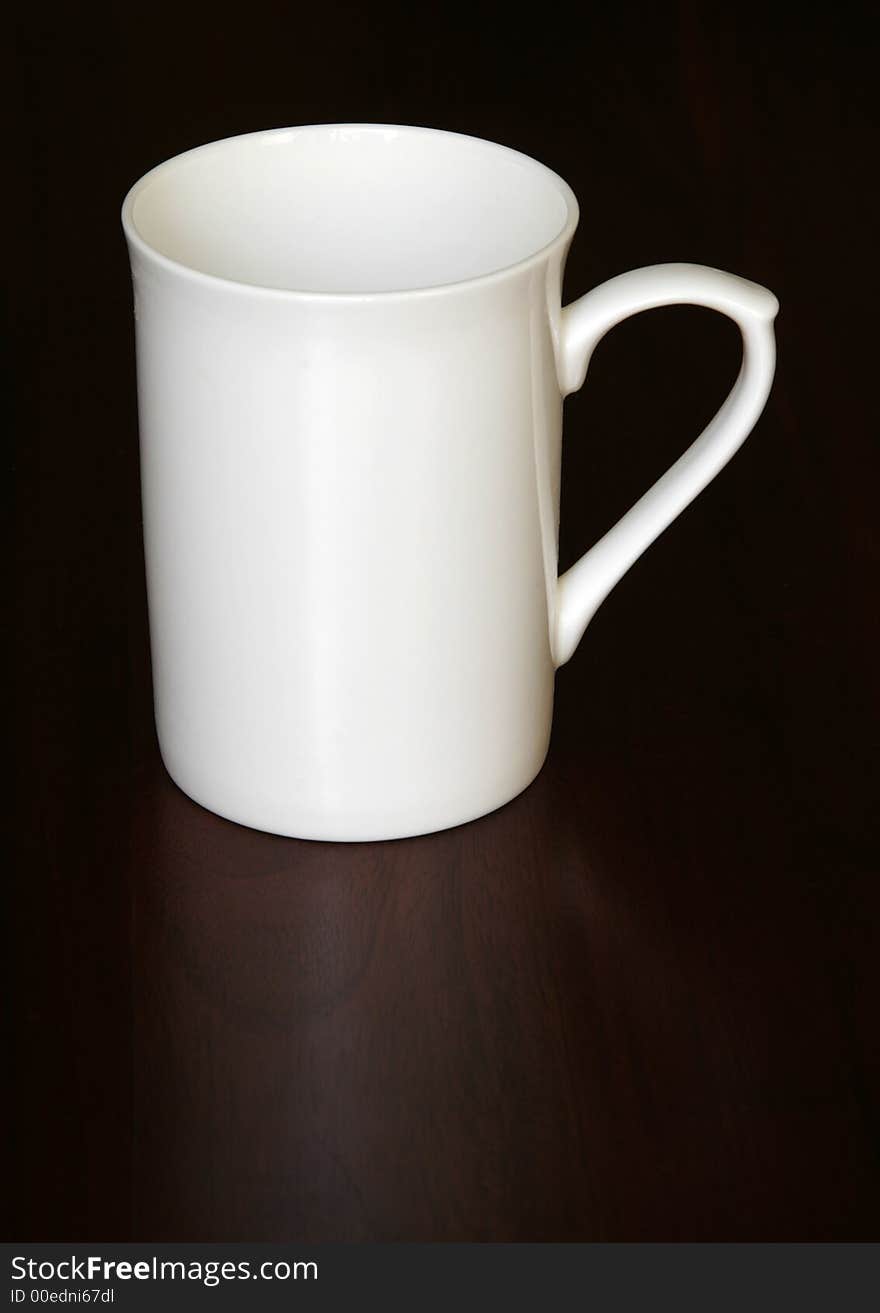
top-left (157, 745), bottom-right (551, 843)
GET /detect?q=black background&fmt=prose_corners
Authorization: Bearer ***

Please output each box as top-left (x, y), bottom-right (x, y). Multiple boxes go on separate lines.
top-left (11, 3), bottom-right (878, 1240)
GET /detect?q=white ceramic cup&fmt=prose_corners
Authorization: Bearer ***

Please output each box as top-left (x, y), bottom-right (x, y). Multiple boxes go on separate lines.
top-left (122, 124), bottom-right (778, 841)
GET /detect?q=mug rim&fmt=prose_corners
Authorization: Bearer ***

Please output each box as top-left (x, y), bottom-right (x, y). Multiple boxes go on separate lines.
top-left (121, 123), bottom-right (580, 302)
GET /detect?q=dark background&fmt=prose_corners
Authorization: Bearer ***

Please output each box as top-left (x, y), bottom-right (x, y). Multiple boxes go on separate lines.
top-left (11, 2), bottom-right (878, 1240)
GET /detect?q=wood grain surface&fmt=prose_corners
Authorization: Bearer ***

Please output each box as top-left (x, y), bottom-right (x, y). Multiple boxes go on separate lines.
top-left (11, 3), bottom-right (878, 1240)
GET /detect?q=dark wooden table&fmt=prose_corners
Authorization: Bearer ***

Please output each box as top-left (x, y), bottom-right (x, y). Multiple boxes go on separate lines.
top-left (12, 5), bottom-right (878, 1240)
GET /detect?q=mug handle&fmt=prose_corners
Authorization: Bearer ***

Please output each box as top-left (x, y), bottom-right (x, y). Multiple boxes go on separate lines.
top-left (553, 263), bottom-right (778, 666)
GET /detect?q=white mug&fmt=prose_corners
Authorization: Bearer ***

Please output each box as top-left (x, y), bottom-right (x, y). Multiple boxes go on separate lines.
top-left (122, 124), bottom-right (778, 841)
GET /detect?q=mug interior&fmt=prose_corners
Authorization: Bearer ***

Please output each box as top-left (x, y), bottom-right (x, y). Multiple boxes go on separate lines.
top-left (124, 125), bottom-right (575, 295)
